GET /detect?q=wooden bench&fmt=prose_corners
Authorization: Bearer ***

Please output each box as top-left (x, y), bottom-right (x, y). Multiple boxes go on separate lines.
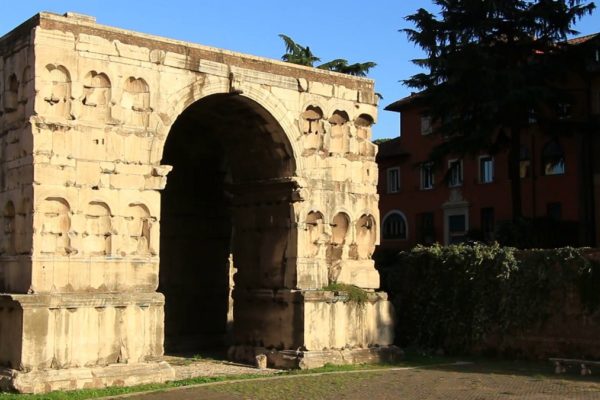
top-left (549, 358), bottom-right (600, 376)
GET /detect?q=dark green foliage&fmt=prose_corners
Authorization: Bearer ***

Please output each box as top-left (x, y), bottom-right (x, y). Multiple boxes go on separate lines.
top-left (316, 59), bottom-right (377, 77)
top-left (403, 0), bottom-right (595, 219)
top-left (380, 243), bottom-right (600, 354)
top-left (279, 34), bottom-right (321, 67)
top-left (372, 138), bottom-right (393, 145)
top-left (323, 283), bottom-right (369, 306)
top-left (279, 35), bottom-right (377, 77)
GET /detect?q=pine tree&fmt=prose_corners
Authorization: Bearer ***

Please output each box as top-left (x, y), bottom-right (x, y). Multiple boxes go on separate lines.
top-left (279, 35), bottom-right (376, 77)
top-left (404, 0), bottom-right (595, 220)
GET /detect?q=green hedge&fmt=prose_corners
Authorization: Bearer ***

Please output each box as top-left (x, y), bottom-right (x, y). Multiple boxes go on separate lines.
top-left (379, 243), bottom-right (600, 355)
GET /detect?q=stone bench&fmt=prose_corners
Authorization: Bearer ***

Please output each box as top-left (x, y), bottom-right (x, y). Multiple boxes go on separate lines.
top-left (550, 358), bottom-right (600, 376)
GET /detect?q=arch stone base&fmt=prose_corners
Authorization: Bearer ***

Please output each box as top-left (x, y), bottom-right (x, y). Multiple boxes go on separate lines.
top-left (0, 12), bottom-right (396, 393)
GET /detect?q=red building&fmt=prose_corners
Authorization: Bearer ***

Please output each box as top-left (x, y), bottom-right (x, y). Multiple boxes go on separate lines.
top-left (377, 34), bottom-right (600, 252)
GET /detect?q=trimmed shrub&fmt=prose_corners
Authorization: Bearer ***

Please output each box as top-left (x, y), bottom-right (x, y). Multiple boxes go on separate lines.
top-left (379, 243), bottom-right (600, 356)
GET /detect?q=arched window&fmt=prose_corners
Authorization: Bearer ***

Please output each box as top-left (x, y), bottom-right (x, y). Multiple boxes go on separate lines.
top-left (542, 140), bottom-right (565, 175)
top-left (382, 212), bottom-right (407, 240)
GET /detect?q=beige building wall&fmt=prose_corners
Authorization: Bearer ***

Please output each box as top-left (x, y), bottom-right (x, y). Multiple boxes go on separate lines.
top-left (0, 12), bottom-right (395, 393)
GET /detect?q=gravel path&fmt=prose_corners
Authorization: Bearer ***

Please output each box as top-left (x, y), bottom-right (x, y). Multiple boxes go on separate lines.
top-left (162, 355), bottom-right (279, 380)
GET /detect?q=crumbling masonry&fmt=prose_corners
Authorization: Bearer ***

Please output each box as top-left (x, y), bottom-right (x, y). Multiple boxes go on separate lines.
top-left (0, 12), bottom-right (395, 393)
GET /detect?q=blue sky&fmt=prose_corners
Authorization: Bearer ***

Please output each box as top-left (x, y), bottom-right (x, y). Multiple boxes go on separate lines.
top-left (1, 1), bottom-right (598, 139)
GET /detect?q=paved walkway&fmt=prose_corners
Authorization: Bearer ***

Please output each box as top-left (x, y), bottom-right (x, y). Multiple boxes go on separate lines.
top-left (161, 355), bottom-right (278, 380)
top-left (109, 363), bottom-right (600, 400)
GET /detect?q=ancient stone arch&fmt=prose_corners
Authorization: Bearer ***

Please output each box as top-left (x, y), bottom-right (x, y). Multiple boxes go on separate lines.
top-left (0, 12), bottom-right (394, 394)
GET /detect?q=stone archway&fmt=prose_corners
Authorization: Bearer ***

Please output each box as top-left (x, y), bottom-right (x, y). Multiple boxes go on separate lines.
top-left (0, 13), bottom-right (396, 393)
top-left (159, 93), bottom-right (299, 354)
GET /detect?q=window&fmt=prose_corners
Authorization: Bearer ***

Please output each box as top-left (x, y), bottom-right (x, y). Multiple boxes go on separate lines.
top-left (558, 103), bottom-right (572, 120)
top-left (481, 207), bottom-right (495, 242)
top-left (420, 163), bottom-right (434, 190)
top-left (387, 167), bottom-right (400, 193)
top-left (382, 212), bottom-right (407, 240)
top-left (417, 212), bottom-right (435, 245)
top-left (448, 214), bottom-right (467, 244)
top-left (520, 146), bottom-right (531, 179)
top-left (547, 202), bottom-right (562, 221)
top-left (479, 156), bottom-right (494, 183)
top-left (420, 115), bottom-right (432, 135)
top-left (528, 109), bottom-right (537, 124)
top-left (542, 140), bottom-right (565, 175)
top-left (448, 159), bottom-right (463, 187)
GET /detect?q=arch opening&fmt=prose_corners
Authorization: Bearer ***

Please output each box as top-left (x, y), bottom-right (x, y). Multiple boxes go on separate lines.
top-left (159, 93), bottom-right (297, 355)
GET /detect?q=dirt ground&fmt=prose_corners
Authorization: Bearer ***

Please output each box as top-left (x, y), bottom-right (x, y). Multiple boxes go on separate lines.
top-left (117, 363), bottom-right (600, 400)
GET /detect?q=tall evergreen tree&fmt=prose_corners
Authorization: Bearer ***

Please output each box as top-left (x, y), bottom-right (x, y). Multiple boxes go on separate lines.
top-left (279, 35), bottom-right (377, 77)
top-left (279, 34), bottom-right (321, 67)
top-left (404, 0), bottom-right (595, 220)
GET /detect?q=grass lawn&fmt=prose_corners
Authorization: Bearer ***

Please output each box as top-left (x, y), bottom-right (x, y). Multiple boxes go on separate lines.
top-left (0, 353), bottom-right (593, 400)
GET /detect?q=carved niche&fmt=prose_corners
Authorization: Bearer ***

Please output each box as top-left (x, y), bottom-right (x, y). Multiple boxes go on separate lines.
top-left (2, 201), bottom-right (16, 256)
top-left (126, 203), bottom-right (154, 256)
top-left (327, 212), bottom-right (350, 283)
top-left (39, 198), bottom-right (72, 256)
top-left (82, 71), bottom-right (111, 122)
top-left (122, 77), bottom-right (151, 128)
top-left (329, 110), bottom-right (350, 155)
top-left (306, 211), bottom-right (326, 257)
top-left (355, 114), bottom-right (376, 157)
top-left (300, 106), bottom-right (324, 153)
top-left (84, 202), bottom-right (112, 256)
top-left (353, 214), bottom-right (376, 260)
top-left (355, 114), bottom-right (373, 140)
top-left (15, 197), bottom-right (31, 255)
top-left (3, 74), bottom-right (18, 113)
top-left (42, 65), bottom-right (71, 118)
top-left (20, 67), bottom-right (31, 105)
